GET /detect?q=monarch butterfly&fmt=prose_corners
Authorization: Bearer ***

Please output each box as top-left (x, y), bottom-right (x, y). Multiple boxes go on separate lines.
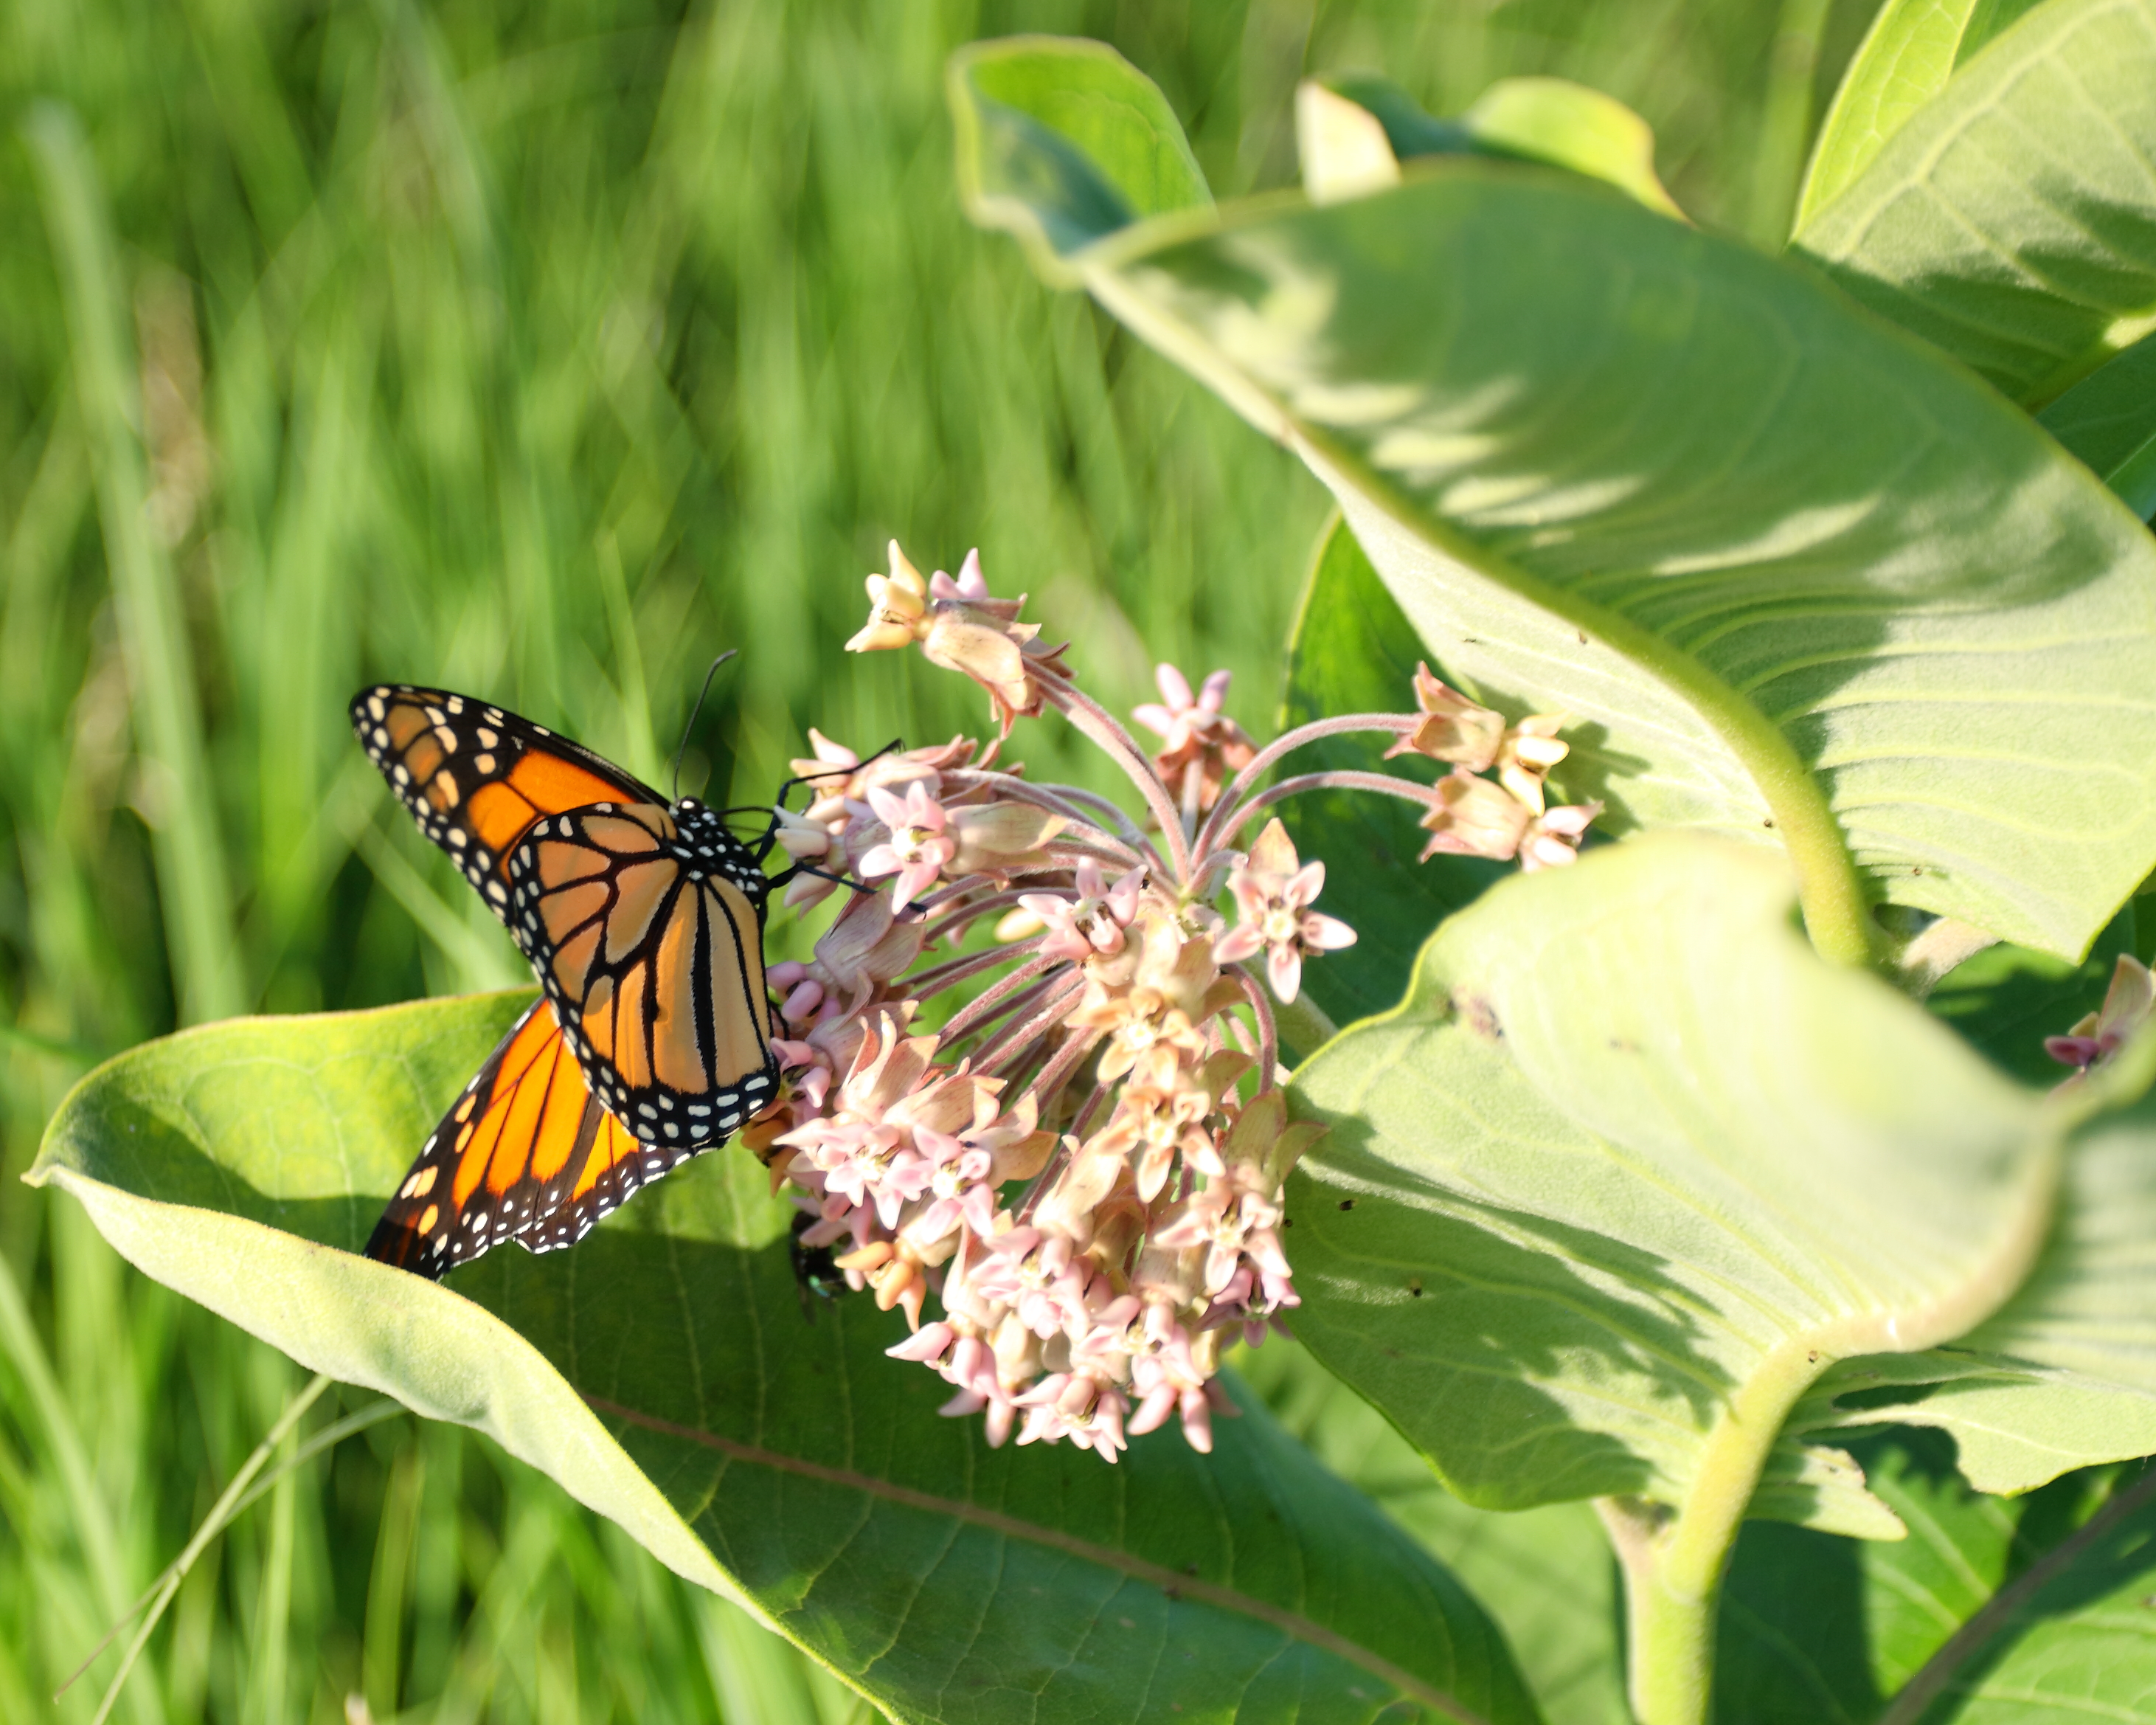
top-left (353, 682), bottom-right (783, 1278)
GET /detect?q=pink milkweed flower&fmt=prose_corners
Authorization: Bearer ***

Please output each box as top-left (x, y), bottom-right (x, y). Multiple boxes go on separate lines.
top-left (1134, 663), bottom-right (1257, 814)
top-left (900, 1127), bottom-right (1000, 1245)
top-left (1016, 1372), bottom-right (1129, 1462)
top-left (858, 781), bottom-right (960, 910)
top-left (1519, 801), bottom-right (1602, 871)
top-left (2048, 953), bottom-right (2155, 1085)
top-left (1019, 860), bottom-right (1145, 963)
top-left (1211, 818), bottom-right (1356, 1003)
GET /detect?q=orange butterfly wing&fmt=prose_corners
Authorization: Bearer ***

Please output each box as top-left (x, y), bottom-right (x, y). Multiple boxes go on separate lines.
top-left (367, 999), bottom-right (704, 1276)
top-left (505, 803), bottom-right (778, 1147)
top-left (349, 684), bottom-right (675, 913)
top-left (354, 685), bottom-right (783, 1276)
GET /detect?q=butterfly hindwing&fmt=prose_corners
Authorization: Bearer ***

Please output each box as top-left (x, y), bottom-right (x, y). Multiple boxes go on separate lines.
top-left (503, 801), bottom-right (780, 1149)
top-left (365, 998), bottom-right (707, 1279)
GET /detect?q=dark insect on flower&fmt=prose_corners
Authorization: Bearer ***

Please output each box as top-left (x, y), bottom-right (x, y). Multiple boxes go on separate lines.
top-left (791, 1208), bottom-right (850, 1318)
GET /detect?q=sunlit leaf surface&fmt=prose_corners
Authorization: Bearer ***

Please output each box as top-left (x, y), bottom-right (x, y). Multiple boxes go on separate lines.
top-left (1793, 1043), bottom-right (2156, 1495)
top-left (1794, 0), bottom-right (2156, 407)
top-left (1283, 834), bottom-right (2058, 1528)
top-left (952, 49), bottom-right (2156, 958)
top-left (30, 993), bottom-right (1541, 1725)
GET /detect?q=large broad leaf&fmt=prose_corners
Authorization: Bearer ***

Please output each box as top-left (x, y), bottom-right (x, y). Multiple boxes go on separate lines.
top-left (2039, 329), bottom-right (2156, 519)
top-left (1243, 1338), bottom-right (1626, 1725)
top-left (27, 994), bottom-right (1542, 1725)
top-left (1714, 1430), bottom-right (2156, 1724)
top-left (950, 46), bottom-right (2156, 962)
top-left (1792, 0), bottom-right (2156, 407)
top-left (947, 37), bottom-right (1209, 286)
top-left (1277, 518), bottom-right (1508, 1030)
top-left (1792, 0), bottom-right (2047, 229)
top-left (1789, 1035), bottom-right (2156, 1496)
top-left (1281, 832), bottom-right (2059, 1536)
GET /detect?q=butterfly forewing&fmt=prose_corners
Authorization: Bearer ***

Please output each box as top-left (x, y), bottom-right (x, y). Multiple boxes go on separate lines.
top-left (349, 685), bottom-right (673, 913)
top-left (355, 684), bottom-right (784, 1276)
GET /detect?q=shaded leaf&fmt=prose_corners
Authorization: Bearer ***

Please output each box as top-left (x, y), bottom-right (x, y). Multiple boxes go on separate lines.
top-left (1317, 75), bottom-right (1680, 214)
top-left (28, 993), bottom-right (1543, 1725)
top-left (1793, 0), bottom-right (2156, 407)
top-left (2039, 329), bottom-right (2156, 518)
top-left (1283, 832), bottom-right (2056, 1528)
top-left (952, 56), bottom-right (2156, 957)
top-left (1711, 1429), bottom-right (2149, 1724)
top-left (1793, 0), bottom-right (2042, 228)
top-left (1879, 1459), bottom-right (2156, 1723)
top-left (1792, 1038), bottom-right (2156, 1494)
top-left (1713, 1435), bottom-right (2156, 1724)
top-left (1277, 517), bottom-right (1509, 1031)
top-left (1242, 1338), bottom-right (1627, 1725)
top-left (947, 36), bottom-right (1208, 283)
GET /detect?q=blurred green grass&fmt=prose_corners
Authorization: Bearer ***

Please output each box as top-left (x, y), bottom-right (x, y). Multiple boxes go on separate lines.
top-left (0, 0), bottom-right (1868, 1718)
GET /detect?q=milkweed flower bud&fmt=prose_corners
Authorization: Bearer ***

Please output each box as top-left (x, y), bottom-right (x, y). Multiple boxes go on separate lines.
top-left (1385, 663), bottom-right (1505, 770)
top-left (1134, 663), bottom-right (1258, 814)
top-left (1496, 714), bottom-right (1571, 814)
top-left (1418, 770), bottom-right (1532, 862)
top-left (1519, 801), bottom-right (1602, 871)
top-left (2048, 953), bottom-right (2155, 1088)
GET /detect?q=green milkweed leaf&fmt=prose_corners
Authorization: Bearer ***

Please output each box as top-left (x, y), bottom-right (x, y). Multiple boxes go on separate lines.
top-left (2039, 330), bottom-right (2156, 519)
top-left (947, 36), bottom-right (1209, 286)
top-left (1716, 1432), bottom-right (2156, 1725)
top-left (27, 992), bottom-right (1542, 1725)
top-left (1793, 0), bottom-right (2045, 229)
top-left (1283, 832), bottom-right (2060, 1529)
top-left (1790, 1035), bottom-right (2156, 1496)
top-left (1313, 75), bottom-right (1681, 215)
top-left (950, 44), bottom-right (2156, 961)
top-left (1792, 0), bottom-right (2156, 407)
top-left (1243, 1338), bottom-right (1627, 1725)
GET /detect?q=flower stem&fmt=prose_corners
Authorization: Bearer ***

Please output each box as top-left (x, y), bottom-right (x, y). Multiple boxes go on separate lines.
top-left (973, 973), bottom-right (1087, 1072)
top-left (1197, 713), bottom-right (1418, 858)
top-left (1228, 965), bottom-right (1280, 1088)
top-left (1597, 1341), bottom-right (1829, 1724)
top-left (1047, 682), bottom-right (1191, 880)
top-left (1210, 770), bottom-right (1441, 855)
top-left (934, 951), bottom-right (1062, 1043)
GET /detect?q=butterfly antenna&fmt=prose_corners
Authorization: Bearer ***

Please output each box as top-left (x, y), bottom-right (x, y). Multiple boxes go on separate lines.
top-left (672, 651), bottom-right (739, 803)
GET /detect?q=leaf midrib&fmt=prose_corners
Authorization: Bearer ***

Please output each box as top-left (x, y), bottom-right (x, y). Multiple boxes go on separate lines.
top-left (586, 1394), bottom-right (1494, 1725)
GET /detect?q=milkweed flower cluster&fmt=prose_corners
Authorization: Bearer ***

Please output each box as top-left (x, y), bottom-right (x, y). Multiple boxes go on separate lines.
top-left (752, 542), bottom-right (1595, 1459)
